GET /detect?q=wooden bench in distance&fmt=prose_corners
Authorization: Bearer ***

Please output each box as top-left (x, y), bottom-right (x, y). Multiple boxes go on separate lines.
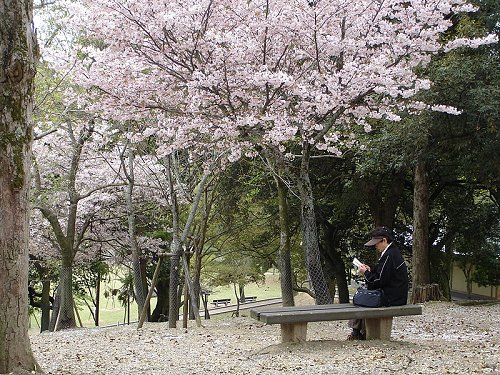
top-left (239, 296), bottom-right (257, 303)
top-left (211, 298), bottom-right (231, 307)
top-left (250, 303), bottom-right (422, 343)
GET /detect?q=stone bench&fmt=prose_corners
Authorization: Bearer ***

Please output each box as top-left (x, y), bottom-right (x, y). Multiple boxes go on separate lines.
top-left (250, 303), bottom-right (422, 343)
top-left (239, 296), bottom-right (257, 303)
top-left (211, 298), bottom-right (231, 307)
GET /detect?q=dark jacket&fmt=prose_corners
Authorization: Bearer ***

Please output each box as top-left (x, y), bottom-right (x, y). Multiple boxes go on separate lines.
top-left (364, 243), bottom-right (409, 306)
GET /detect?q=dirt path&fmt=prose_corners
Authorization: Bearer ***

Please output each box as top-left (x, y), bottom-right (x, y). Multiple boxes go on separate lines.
top-left (30, 301), bottom-right (499, 374)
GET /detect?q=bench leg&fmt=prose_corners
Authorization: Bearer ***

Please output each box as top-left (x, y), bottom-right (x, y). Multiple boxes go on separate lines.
top-left (365, 317), bottom-right (393, 340)
top-left (280, 323), bottom-right (307, 343)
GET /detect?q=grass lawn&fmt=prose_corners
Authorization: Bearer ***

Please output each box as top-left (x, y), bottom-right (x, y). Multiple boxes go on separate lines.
top-left (204, 272), bottom-right (282, 302)
top-left (29, 271), bottom-right (282, 332)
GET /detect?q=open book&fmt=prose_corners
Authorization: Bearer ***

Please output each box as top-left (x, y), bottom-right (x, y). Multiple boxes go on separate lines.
top-left (352, 257), bottom-right (363, 268)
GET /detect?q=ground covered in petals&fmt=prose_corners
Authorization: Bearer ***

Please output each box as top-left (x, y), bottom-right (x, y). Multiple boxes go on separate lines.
top-left (30, 301), bottom-right (499, 374)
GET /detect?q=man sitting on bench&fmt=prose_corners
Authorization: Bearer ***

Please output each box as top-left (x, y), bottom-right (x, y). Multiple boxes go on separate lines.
top-left (349, 226), bottom-right (409, 340)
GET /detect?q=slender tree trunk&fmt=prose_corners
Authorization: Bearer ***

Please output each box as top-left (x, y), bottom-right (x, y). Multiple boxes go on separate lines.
top-left (124, 148), bottom-right (147, 318)
top-left (48, 286), bottom-right (60, 331)
top-left (464, 265), bottom-right (473, 297)
top-left (298, 145), bottom-right (332, 305)
top-left (191, 244), bottom-right (202, 321)
top-left (181, 252), bottom-right (201, 327)
top-left (274, 173), bottom-right (295, 307)
top-left (167, 156), bottom-right (182, 327)
top-left (33, 261), bottom-right (51, 332)
top-left (168, 221), bottom-right (181, 325)
top-left (0, 0), bottom-right (40, 371)
top-left (40, 279), bottom-right (51, 332)
top-left (166, 155), bottom-right (209, 327)
top-left (440, 239), bottom-right (454, 301)
top-left (162, 152), bottom-right (213, 328)
top-left (190, 187), bottom-right (212, 320)
top-left (95, 270), bottom-right (101, 326)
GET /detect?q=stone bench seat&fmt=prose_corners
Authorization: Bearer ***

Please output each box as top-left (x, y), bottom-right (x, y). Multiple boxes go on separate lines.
top-left (211, 298), bottom-right (231, 307)
top-left (250, 303), bottom-right (422, 342)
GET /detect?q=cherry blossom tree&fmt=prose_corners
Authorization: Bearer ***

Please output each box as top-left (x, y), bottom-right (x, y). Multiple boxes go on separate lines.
top-left (66, 0), bottom-right (496, 304)
top-left (32, 115), bottom-right (174, 327)
top-left (33, 120), bottom-right (109, 329)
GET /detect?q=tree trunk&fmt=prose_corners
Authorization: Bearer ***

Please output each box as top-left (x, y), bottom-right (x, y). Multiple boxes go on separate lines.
top-left (322, 245), bottom-right (350, 303)
top-left (239, 285), bottom-right (246, 303)
top-left (274, 173), bottom-right (295, 307)
top-left (363, 171), bottom-right (405, 228)
top-left (151, 277), bottom-right (169, 322)
top-left (124, 148), bottom-right (147, 319)
top-left (168, 240), bottom-right (181, 326)
top-left (181, 252), bottom-right (201, 327)
top-left (317, 217), bottom-right (351, 304)
top-left (411, 160), bottom-right (435, 303)
top-left (0, 0), bottom-right (40, 371)
top-left (40, 279), bottom-right (51, 332)
top-left (33, 261), bottom-right (51, 332)
top-left (167, 155), bottom-right (182, 327)
top-left (166, 154), bottom-right (210, 327)
top-left (95, 270), bottom-right (101, 326)
top-left (464, 265), bottom-right (473, 297)
top-left (51, 263), bottom-right (77, 330)
top-left (298, 145), bottom-right (332, 305)
top-left (190, 245), bottom-right (202, 321)
top-left (410, 283), bottom-right (442, 304)
top-left (48, 287), bottom-right (60, 332)
top-left (190, 186), bottom-right (213, 320)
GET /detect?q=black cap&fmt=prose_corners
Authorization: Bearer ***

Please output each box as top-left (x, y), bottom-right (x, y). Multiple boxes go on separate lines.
top-left (364, 227), bottom-right (394, 246)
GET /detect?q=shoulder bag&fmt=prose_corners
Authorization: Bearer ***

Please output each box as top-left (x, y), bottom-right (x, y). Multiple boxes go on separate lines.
top-left (353, 287), bottom-right (384, 307)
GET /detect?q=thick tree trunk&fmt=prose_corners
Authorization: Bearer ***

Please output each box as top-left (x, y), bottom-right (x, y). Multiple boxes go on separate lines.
top-left (0, 0), bottom-right (40, 371)
top-left (298, 145), bottom-right (332, 305)
top-left (322, 244), bottom-right (350, 304)
top-left (50, 263), bottom-right (77, 330)
top-left (364, 171), bottom-right (405, 228)
top-left (317, 216), bottom-right (351, 304)
top-left (151, 277), bottom-right (169, 322)
top-left (410, 283), bottom-right (442, 303)
top-left (412, 161), bottom-right (431, 285)
top-left (274, 173), bottom-right (295, 307)
top-left (411, 160), bottom-right (436, 303)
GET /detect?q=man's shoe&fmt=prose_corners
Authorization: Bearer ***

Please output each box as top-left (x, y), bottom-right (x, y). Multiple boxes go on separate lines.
top-left (347, 331), bottom-right (366, 340)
